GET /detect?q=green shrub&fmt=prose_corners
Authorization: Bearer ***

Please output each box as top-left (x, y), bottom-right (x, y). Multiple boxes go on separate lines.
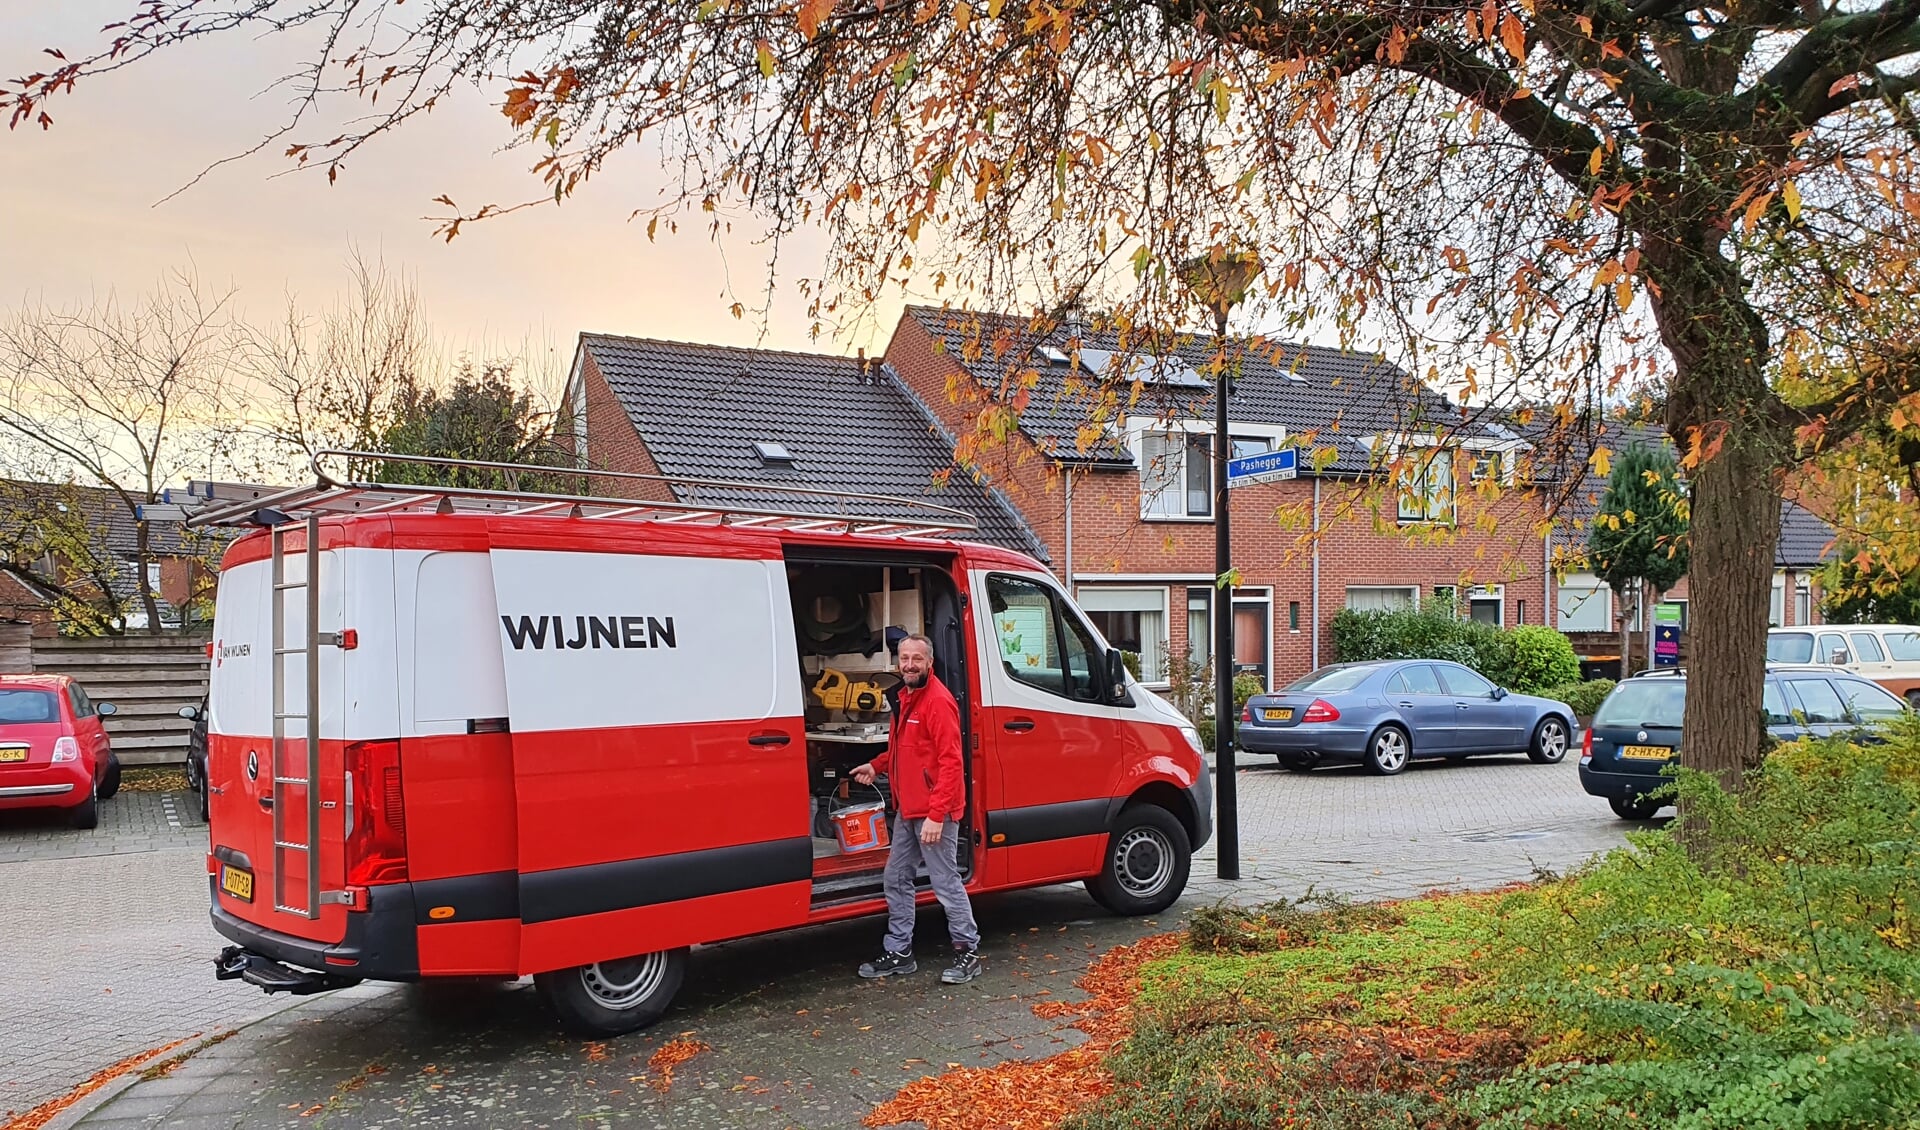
top-left (1331, 601), bottom-right (1579, 692)
top-left (1503, 625), bottom-right (1581, 692)
top-left (1542, 678), bottom-right (1615, 717)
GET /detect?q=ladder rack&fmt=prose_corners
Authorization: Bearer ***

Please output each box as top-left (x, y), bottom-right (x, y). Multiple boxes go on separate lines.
top-left (141, 450), bottom-right (981, 540)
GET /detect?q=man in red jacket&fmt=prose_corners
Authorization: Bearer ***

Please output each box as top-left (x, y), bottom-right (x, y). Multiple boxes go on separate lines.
top-left (851, 633), bottom-right (981, 984)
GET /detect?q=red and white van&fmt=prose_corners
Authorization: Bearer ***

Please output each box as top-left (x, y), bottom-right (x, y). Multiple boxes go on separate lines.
top-left (175, 459), bottom-right (1211, 1034)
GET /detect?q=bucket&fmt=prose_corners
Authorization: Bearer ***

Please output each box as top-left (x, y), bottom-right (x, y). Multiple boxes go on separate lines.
top-left (831, 800), bottom-right (890, 854)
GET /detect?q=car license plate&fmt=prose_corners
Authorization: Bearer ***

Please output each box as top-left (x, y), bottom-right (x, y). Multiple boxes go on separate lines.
top-left (220, 864), bottom-right (254, 902)
top-left (1263, 707), bottom-right (1293, 721)
top-left (1619, 744), bottom-right (1673, 760)
top-left (0, 745), bottom-right (26, 762)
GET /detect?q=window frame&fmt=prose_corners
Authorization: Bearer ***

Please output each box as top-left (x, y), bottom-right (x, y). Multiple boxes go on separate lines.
top-left (1077, 586), bottom-right (1171, 686)
top-left (1556, 573), bottom-right (1611, 633)
top-left (1467, 584), bottom-right (1505, 627)
top-left (987, 573), bottom-right (1113, 705)
top-left (1128, 418), bottom-right (1288, 523)
top-left (1396, 447), bottom-right (1457, 524)
top-left (1345, 585), bottom-right (1421, 612)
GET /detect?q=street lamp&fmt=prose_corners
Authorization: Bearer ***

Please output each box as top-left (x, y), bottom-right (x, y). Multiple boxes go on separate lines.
top-left (1179, 247), bottom-right (1262, 882)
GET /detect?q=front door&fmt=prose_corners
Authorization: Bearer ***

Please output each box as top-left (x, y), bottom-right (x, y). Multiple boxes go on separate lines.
top-left (978, 571), bottom-right (1122, 886)
top-left (1436, 663), bottom-right (1527, 751)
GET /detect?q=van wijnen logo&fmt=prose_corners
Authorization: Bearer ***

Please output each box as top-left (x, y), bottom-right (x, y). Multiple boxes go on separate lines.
top-left (500, 615), bottom-right (678, 651)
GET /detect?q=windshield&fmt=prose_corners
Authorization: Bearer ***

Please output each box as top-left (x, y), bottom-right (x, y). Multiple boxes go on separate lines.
top-left (0, 689), bottom-right (59, 725)
top-left (1287, 665), bottom-right (1378, 694)
top-left (1594, 680), bottom-right (1688, 728)
top-left (1767, 633), bottom-right (1814, 663)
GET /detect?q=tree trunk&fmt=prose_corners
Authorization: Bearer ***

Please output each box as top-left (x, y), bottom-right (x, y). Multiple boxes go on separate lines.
top-left (1618, 586), bottom-right (1633, 676)
top-left (135, 520), bottom-right (162, 636)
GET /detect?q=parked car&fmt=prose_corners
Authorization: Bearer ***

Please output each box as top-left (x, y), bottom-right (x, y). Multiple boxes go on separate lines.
top-left (1766, 624), bottom-right (1920, 704)
top-left (0, 674), bottom-right (121, 828)
top-left (1580, 666), bottom-right (1910, 820)
top-left (180, 697), bottom-right (209, 822)
top-left (1237, 660), bottom-right (1576, 775)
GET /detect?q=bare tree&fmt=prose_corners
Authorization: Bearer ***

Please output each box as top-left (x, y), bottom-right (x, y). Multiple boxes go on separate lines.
top-left (0, 271), bottom-right (244, 632)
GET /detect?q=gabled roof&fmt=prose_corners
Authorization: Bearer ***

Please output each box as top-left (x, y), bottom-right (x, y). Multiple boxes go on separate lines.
top-left (0, 479), bottom-right (212, 560)
top-left (577, 333), bottom-right (1050, 560)
top-left (900, 305), bottom-right (1516, 474)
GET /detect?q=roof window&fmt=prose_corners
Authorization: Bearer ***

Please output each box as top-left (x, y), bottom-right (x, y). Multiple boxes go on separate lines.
top-left (753, 441), bottom-right (796, 466)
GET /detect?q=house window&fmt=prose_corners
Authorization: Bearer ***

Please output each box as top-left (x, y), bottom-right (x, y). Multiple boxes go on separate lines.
top-left (1769, 575), bottom-right (1786, 627)
top-left (1346, 586), bottom-right (1419, 612)
top-left (1186, 587), bottom-right (1211, 667)
top-left (1516, 599), bottom-right (1527, 625)
top-left (1469, 450), bottom-right (1506, 483)
top-left (1287, 601), bottom-right (1300, 631)
top-left (1468, 585), bottom-right (1503, 626)
top-left (1557, 574), bottom-right (1610, 632)
top-left (1140, 430), bottom-right (1212, 519)
top-left (1434, 585), bottom-right (1458, 616)
top-left (1231, 435), bottom-right (1272, 460)
top-left (1397, 448), bottom-right (1455, 523)
top-left (1079, 587), bottom-right (1169, 683)
top-left (1795, 579), bottom-right (1812, 625)
top-left (146, 562), bottom-right (163, 592)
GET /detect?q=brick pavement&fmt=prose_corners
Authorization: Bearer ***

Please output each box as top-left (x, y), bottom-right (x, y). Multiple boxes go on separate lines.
top-left (46, 752), bottom-right (1640, 1129)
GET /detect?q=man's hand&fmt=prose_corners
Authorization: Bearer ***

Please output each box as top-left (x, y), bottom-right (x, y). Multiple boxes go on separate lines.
top-left (851, 764), bottom-right (876, 786)
top-left (919, 817), bottom-right (943, 844)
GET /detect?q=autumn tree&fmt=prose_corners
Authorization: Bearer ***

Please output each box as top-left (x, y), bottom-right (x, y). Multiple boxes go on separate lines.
top-left (0, 271), bottom-right (245, 632)
top-left (1588, 443), bottom-right (1690, 672)
top-left (375, 359), bottom-right (572, 489)
top-left (12, 0), bottom-right (1920, 791)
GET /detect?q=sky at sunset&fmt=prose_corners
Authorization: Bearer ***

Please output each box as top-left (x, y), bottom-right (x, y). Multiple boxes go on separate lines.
top-left (0, 3), bottom-right (890, 382)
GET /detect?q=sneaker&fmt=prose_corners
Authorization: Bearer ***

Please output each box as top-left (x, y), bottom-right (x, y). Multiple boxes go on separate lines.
top-left (940, 948), bottom-right (982, 984)
top-left (858, 950), bottom-right (916, 979)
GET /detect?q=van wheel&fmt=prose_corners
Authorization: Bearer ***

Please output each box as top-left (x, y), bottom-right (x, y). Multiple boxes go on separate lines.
top-left (1609, 795), bottom-right (1662, 821)
top-left (69, 783), bottom-right (99, 830)
top-left (98, 754), bottom-right (122, 799)
top-left (1087, 805), bottom-right (1190, 916)
top-left (1527, 718), bottom-right (1570, 765)
top-left (535, 948), bottom-right (687, 1036)
top-left (1364, 725), bottom-right (1411, 775)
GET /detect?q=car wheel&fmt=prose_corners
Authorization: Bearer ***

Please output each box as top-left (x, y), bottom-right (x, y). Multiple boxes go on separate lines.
top-left (69, 781), bottom-right (99, 830)
top-left (98, 754), bottom-right (122, 799)
top-left (1363, 725), bottom-right (1411, 775)
top-left (1277, 753), bottom-right (1318, 773)
top-left (1609, 795), bottom-right (1662, 821)
top-left (534, 948), bottom-right (687, 1036)
top-left (1087, 804), bottom-right (1191, 916)
top-left (1528, 718), bottom-right (1570, 765)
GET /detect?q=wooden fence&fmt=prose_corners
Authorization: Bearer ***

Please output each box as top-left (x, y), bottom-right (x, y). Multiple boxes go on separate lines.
top-left (32, 635), bottom-right (210, 767)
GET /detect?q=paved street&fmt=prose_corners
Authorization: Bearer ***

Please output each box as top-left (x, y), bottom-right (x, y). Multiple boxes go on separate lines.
top-left (1, 753), bottom-right (1643, 1128)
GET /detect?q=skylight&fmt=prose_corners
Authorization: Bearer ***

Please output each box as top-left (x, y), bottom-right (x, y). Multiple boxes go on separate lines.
top-left (753, 440), bottom-right (796, 465)
top-left (1077, 348), bottom-right (1212, 389)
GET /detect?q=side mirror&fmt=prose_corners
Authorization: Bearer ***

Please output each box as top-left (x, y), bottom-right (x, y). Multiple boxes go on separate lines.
top-left (178, 705), bottom-right (200, 720)
top-left (97, 702), bottom-right (117, 717)
top-left (1492, 686), bottom-right (1509, 701)
top-left (1831, 650), bottom-right (1851, 665)
top-left (1106, 648), bottom-right (1128, 692)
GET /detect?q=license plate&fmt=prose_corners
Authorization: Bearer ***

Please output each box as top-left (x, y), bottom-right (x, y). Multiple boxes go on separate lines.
top-left (0, 746), bottom-right (26, 763)
top-left (1619, 744), bottom-right (1673, 760)
top-left (1263, 707), bottom-right (1293, 721)
top-left (220, 864), bottom-right (254, 902)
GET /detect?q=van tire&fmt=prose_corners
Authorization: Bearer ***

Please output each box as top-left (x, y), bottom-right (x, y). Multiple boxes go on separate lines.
top-left (535, 948), bottom-right (687, 1036)
top-left (1527, 718), bottom-right (1570, 765)
top-left (98, 754), bottom-right (122, 799)
top-left (69, 784), bottom-right (99, 830)
top-left (1087, 805), bottom-right (1190, 917)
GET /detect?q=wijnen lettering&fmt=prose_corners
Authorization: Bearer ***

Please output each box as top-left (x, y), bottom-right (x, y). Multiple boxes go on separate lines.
top-left (500, 615), bottom-right (678, 651)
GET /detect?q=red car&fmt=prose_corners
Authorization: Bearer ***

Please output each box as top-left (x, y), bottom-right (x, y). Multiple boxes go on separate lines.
top-left (0, 675), bottom-right (122, 828)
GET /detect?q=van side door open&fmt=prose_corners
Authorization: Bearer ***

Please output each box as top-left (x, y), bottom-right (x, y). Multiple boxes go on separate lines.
top-left (485, 529), bottom-right (810, 975)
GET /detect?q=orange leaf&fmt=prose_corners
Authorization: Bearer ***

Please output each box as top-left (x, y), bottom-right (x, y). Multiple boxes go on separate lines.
top-left (796, 0), bottom-right (836, 39)
top-left (1500, 13), bottom-right (1527, 62)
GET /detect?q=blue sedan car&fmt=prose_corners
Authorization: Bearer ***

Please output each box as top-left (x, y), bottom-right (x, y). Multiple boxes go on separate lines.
top-left (1237, 660), bottom-right (1576, 775)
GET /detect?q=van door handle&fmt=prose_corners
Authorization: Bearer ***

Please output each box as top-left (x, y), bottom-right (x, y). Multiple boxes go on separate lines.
top-left (258, 793), bottom-right (274, 811)
top-left (748, 732), bottom-right (791, 747)
top-left (1003, 719), bottom-right (1036, 733)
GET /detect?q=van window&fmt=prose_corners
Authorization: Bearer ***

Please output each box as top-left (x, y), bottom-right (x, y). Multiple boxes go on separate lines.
top-left (988, 575), bottom-right (1101, 702)
top-left (1838, 679), bottom-right (1906, 722)
top-left (0, 689), bottom-right (58, 724)
top-left (1887, 632), bottom-right (1920, 662)
top-left (1850, 632), bottom-right (1886, 663)
top-left (1785, 678), bottom-right (1849, 724)
top-left (1594, 680), bottom-right (1687, 728)
top-left (1818, 633), bottom-right (1851, 665)
top-left (1767, 632), bottom-right (1814, 663)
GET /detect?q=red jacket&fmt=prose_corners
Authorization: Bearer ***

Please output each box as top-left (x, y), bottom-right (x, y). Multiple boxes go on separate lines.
top-left (865, 676), bottom-right (965, 822)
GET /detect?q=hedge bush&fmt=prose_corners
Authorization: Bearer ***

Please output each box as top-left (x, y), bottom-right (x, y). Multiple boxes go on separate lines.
top-left (1542, 678), bottom-right (1615, 717)
top-left (1330, 601), bottom-right (1581, 693)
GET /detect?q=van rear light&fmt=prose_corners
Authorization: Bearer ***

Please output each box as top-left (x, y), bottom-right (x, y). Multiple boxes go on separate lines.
top-left (1302, 699), bottom-right (1340, 723)
top-left (344, 740), bottom-right (408, 886)
top-left (51, 736), bottom-right (80, 762)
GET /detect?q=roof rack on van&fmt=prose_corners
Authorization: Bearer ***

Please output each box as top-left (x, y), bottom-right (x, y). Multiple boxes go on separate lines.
top-left (140, 450), bottom-right (982, 540)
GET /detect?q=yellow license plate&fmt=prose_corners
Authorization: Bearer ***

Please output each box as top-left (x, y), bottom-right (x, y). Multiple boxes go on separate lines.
top-left (1263, 708), bottom-right (1293, 721)
top-left (220, 864), bottom-right (254, 902)
top-left (1619, 744), bottom-right (1673, 760)
top-left (0, 746), bottom-right (26, 762)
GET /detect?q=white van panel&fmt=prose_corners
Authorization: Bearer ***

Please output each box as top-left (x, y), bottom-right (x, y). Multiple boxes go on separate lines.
top-left (406, 551), bottom-right (510, 730)
top-left (488, 549), bottom-right (800, 733)
top-left (207, 547), bottom-right (398, 742)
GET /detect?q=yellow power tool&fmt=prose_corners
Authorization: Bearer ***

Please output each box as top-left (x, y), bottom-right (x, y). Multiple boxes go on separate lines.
top-left (811, 668), bottom-right (896, 713)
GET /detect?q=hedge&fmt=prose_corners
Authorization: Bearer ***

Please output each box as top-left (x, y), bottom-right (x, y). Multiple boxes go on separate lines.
top-left (1329, 601), bottom-right (1581, 694)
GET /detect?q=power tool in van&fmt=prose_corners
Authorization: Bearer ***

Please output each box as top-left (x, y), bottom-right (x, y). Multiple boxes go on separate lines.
top-left (811, 668), bottom-right (897, 713)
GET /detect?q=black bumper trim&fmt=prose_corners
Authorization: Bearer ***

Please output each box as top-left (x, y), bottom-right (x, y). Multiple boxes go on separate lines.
top-left (987, 799), bottom-right (1112, 848)
top-left (209, 877), bottom-right (421, 983)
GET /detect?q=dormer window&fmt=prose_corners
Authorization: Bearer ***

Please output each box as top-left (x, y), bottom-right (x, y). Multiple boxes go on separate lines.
top-left (753, 441), bottom-right (796, 466)
top-left (1040, 346), bottom-right (1071, 366)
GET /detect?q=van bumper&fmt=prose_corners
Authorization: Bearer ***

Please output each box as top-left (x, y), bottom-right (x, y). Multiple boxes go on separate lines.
top-left (209, 877), bottom-right (421, 986)
top-left (1185, 771), bottom-right (1214, 851)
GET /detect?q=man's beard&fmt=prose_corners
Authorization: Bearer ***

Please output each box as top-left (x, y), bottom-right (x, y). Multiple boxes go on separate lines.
top-left (903, 670), bottom-right (928, 688)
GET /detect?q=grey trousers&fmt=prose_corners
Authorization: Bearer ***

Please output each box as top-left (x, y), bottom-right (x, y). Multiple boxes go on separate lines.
top-left (881, 815), bottom-right (980, 953)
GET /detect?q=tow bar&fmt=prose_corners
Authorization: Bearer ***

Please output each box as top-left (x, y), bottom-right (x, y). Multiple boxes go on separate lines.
top-left (215, 945), bottom-right (362, 995)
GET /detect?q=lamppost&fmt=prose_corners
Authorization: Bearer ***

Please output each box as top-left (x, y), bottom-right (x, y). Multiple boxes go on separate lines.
top-left (1179, 247), bottom-right (1262, 882)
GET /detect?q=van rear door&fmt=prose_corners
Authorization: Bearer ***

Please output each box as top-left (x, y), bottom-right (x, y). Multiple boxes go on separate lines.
top-left (485, 525), bottom-right (810, 974)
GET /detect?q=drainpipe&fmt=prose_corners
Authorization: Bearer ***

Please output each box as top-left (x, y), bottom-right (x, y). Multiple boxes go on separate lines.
top-left (1311, 477), bottom-right (1322, 669)
top-left (1062, 463), bottom-right (1075, 597)
top-left (1543, 526), bottom-right (1553, 630)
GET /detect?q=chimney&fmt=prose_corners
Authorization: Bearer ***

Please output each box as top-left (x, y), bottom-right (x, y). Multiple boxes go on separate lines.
top-left (857, 347), bottom-right (869, 384)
